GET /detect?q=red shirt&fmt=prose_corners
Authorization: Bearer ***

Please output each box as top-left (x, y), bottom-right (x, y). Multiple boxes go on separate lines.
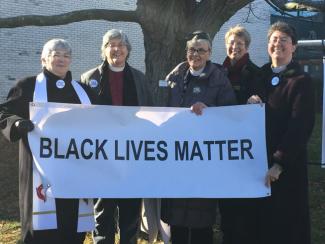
top-left (108, 69), bottom-right (124, 105)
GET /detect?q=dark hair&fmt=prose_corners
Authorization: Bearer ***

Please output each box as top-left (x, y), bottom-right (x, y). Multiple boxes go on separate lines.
top-left (186, 30), bottom-right (212, 46)
top-left (268, 21), bottom-right (297, 45)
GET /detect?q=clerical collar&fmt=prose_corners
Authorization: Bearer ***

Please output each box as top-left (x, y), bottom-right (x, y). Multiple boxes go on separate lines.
top-left (189, 66), bottom-right (205, 76)
top-left (109, 64), bottom-right (125, 72)
top-left (271, 64), bottom-right (287, 74)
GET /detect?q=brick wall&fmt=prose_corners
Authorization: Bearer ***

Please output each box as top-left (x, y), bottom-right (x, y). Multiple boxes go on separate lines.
top-left (0, 0), bottom-right (272, 102)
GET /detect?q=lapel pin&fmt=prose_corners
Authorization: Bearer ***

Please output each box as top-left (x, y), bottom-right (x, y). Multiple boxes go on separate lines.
top-left (56, 80), bottom-right (65, 89)
top-left (271, 76), bottom-right (280, 86)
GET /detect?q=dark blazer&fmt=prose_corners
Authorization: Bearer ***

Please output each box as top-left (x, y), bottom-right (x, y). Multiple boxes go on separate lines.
top-left (81, 61), bottom-right (152, 106)
top-left (223, 54), bottom-right (260, 104)
top-left (256, 61), bottom-right (314, 244)
top-left (0, 69), bottom-right (95, 243)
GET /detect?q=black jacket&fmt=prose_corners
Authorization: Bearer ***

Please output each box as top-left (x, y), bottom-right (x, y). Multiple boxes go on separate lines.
top-left (255, 61), bottom-right (314, 244)
top-left (223, 55), bottom-right (260, 104)
top-left (0, 69), bottom-right (95, 243)
top-left (81, 61), bottom-right (152, 106)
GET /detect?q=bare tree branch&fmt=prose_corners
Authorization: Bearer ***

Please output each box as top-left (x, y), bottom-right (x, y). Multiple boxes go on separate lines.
top-left (243, 3), bottom-right (253, 22)
top-left (243, 3), bottom-right (267, 22)
top-left (190, 0), bottom-right (253, 35)
top-left (0, 0), bottom-right (260, 104)
top-left (0, 9), bottom-right (139, 28)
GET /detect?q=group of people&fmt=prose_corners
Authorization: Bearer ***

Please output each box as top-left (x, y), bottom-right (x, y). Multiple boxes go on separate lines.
top-left (0, 21), bottom-right (314, 244)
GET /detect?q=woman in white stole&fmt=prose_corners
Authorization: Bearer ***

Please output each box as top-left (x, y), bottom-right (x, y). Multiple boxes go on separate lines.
top-left (0, 39), bottom-right (95, 244)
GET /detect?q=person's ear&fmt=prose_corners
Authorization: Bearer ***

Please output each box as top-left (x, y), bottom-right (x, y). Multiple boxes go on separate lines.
top-left (41, 57), bottom-right (46, 66)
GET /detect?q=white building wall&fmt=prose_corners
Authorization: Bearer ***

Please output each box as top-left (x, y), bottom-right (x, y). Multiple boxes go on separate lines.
top-left (0, 0), bottom-right (273, 102)
top-left (212, 0), bottom-right (272, 65)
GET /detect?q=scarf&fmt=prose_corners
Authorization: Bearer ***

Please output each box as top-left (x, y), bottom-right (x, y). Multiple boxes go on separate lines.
top-left (223, 53), bottom-right (249, 85)
top-left (32, 71), bottom-right (95, 232)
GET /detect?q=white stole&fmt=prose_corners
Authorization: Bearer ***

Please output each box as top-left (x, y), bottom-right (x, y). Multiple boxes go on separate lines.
top-left (32, 72), bottom-right (95, 232)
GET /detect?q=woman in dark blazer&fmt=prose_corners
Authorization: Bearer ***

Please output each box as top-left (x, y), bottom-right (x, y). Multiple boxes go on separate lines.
top-left (248, 21), bottom-right (315, 244)
top-left (219, 25), bottom-right (261, 244)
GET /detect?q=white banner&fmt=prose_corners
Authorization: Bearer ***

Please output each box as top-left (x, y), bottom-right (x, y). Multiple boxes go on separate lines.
top-left (28, 102), bottom-right (270, 198)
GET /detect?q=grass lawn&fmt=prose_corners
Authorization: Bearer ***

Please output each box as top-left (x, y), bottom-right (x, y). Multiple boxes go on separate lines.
top-left (0, 114), bottom-right (324, 243)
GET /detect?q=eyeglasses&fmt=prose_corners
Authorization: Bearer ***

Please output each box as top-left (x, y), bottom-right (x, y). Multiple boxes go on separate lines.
top-left (269, 36), bottom-right (291, 44)
top-left (187, 47), bottom-right (210, 55)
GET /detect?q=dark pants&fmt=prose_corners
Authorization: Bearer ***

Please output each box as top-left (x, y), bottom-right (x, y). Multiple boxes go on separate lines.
top-left (219, 198), bottom-right (261, 244)
top-left (24, 199), bottom-right (86, 244)
top-left (93, 198), bottom-right (141, 244)
top-left (171, 226), bottom-right (213, 244)
top-left (25, 229), bottom-right (85, 244)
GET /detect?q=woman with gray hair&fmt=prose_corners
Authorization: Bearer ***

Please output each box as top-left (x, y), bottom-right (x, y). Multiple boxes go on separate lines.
top-left (81, 29), bottom-right (152, 244)
top-left (0, 38), bottom-right (96, 243)
top-left (160, 30), bottom-right (236, 244)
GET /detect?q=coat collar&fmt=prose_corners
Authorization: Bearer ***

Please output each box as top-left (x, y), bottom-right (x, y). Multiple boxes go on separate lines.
top-left (178, 60), bottom-right (216, 81)
top-left (263, 61), bottom-right (303, 79)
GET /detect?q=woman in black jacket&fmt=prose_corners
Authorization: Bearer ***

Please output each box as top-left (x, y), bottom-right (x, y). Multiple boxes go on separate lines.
top-left (248, 21), bottom-right (314, 244)
top-left (219, 25), bottom-right (261, 244)
top-left (222, 25), bottom-right (260, 104)
top-left (0, 39), bottom-right (95, 244)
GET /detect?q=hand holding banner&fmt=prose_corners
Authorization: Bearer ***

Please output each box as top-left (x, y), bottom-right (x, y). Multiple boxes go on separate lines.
top-left (28, 102), bottom-right (270, 198)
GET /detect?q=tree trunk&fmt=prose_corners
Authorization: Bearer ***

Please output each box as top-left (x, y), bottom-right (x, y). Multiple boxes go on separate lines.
top-left (0, 0), bottom-right (254, 105)
top-left (136, 0), bottom-right (249, 105)
top-left (136, 0), bottom-right (189, 105)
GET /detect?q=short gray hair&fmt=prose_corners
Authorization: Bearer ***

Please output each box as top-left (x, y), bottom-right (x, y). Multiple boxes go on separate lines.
top-left (101, 29), bottom-right (132, 60)
top-left (41, 38), bottom-right (72, 62)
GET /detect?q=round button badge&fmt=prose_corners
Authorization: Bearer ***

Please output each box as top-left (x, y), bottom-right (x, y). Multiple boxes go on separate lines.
top-left (89, 79), bottom-right (98, 88)
top-left (56, 80), bottom-right (65, 89)
top-left (271, 76), bottom-right (280, 86)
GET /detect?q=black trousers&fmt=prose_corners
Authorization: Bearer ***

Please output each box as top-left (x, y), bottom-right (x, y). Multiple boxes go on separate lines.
top-left (93, 198), bottom-right (141, 244)
top-left (25, 229), bottom-right (85, 244)
top-left (171, 226), bottom-right (213, 244)
top-left (219, 198), bottom-right (261, 244)
top-left (24, 199), bottom-right (86, 244)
